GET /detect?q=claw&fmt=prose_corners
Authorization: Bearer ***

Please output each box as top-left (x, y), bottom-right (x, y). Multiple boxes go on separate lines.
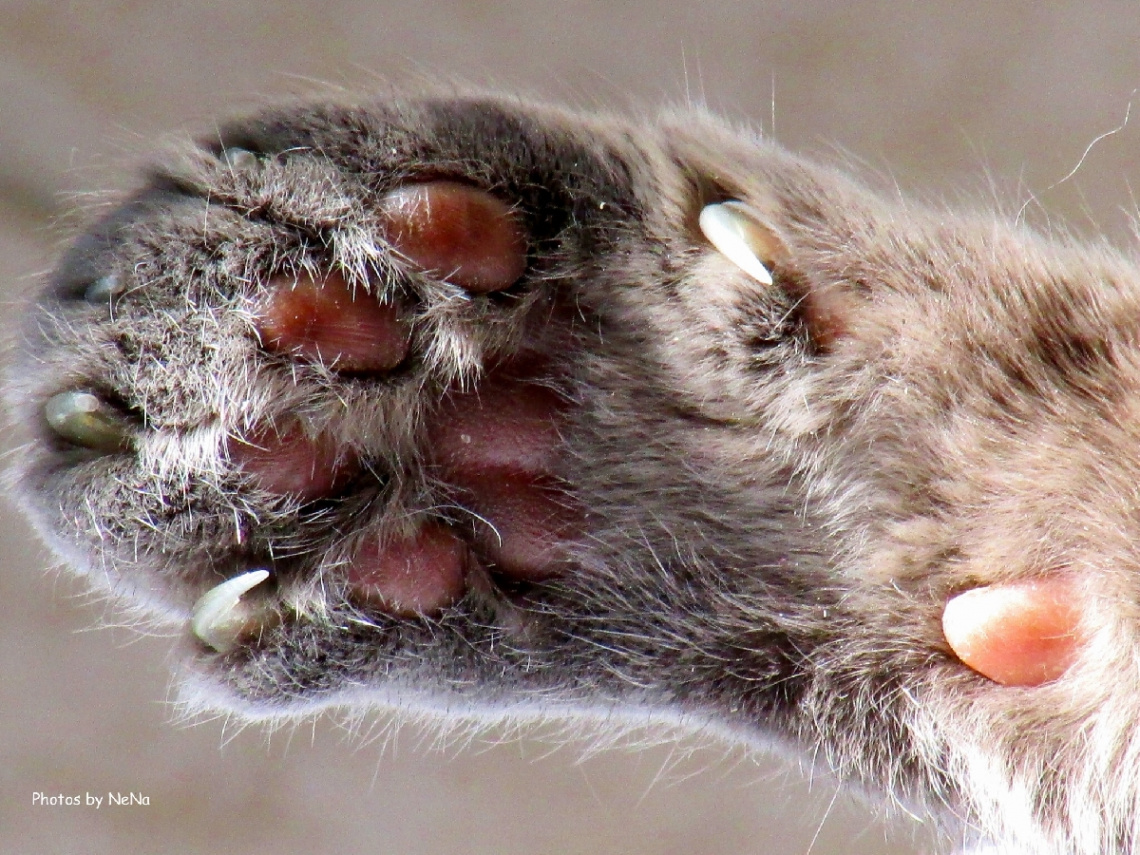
top-left (698, 201), bottom-right (776, 286)
top-left (190, 569), bottom-right (276, 654)
top-left (44, 391), bottom-right (133, 453)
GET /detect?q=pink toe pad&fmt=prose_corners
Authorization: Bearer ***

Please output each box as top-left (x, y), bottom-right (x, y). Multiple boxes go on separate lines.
top-left (379, 181), bottom-right (528, 294)
top-left (347, 523), bottom-right (468, 616)
top-left (228, 424), bottom-right (359, 502)
top-left (254, 271), bottom-right (409, 372)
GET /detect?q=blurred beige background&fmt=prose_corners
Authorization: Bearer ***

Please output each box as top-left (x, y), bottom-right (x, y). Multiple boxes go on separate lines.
top-left (2, 2), bottom-right (1139, 854)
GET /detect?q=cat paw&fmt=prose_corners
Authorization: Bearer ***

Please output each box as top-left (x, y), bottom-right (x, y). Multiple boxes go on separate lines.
top-left (18, 92), bottom-right (1134, 854)
top-left (4, 95), bottom-right (953, 729)
top-left (9, 97), bottom-right (674, 713)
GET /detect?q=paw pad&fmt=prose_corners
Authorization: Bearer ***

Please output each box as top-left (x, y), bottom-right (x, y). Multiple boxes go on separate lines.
top-left (253, 271), bottom-right (410, 373)
top-left (943, 578), bottom-right (1085, 686)
top-left (346, 523), bottom-right (469, 616)
top-left (378, 181), bottom-right (528, 294)
top-left (227, 424), bottom-right (360, 503)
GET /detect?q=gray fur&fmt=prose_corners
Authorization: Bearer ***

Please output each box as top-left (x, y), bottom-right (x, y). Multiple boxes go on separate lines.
top-left (9, 90), bottom-right (1140, 854)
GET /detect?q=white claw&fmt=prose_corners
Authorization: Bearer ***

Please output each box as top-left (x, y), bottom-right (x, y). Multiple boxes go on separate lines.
top-left (698, 201), bottom-right (776, 286)
top-left (190, 569), bottom-right (272, 654)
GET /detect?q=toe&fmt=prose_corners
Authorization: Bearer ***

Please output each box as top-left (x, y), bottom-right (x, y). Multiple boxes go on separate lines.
top-left (379, 181), bottom-right (528, 294)
top-left (228, 424), bottom-right (360, 502)
top-left (253, 270), bottom-right (410, 372)
top-left (428, 371), bottom-right (574, 581)
top-left (346, 522), bottom-right (468, 616)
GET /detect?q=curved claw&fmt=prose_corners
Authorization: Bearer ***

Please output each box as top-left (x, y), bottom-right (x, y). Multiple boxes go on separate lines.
top-left (190, 569), bottom-right (274, 654)
top-left (698, 201), bottom-right (776, 286)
